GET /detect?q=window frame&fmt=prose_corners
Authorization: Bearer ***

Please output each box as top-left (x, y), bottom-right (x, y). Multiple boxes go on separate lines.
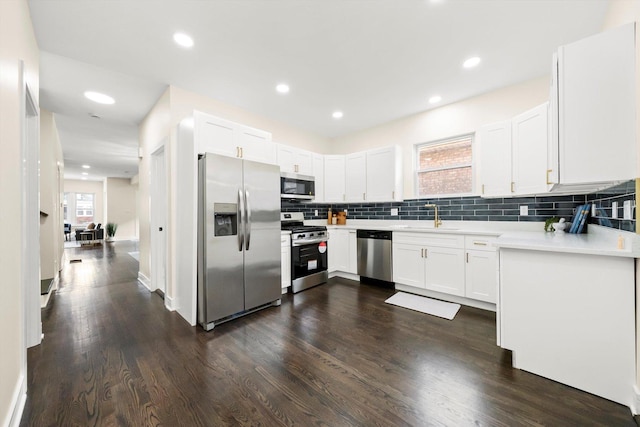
top-left (414, 133), bottom-right (476, 199)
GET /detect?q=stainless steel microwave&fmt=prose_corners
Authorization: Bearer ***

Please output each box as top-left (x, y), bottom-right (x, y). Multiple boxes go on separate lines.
top-left (281, 172), bottom-right (315, 200)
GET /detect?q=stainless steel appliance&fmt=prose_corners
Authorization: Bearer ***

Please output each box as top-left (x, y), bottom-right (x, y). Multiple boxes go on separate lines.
top-left (198, 153), bottom-right (281, 331)
top-left (280, 172), bottom-right (315, 201)
top-left (281, 212), bottom-right (328, 293)
top-left (357, 230), bottom-right (393, 282)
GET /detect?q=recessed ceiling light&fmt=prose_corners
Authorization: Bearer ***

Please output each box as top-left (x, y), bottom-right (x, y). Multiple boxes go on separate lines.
top-left (84, 91), bottom-right (115, 105)
top-left (82, 165), bottom-right (91, 169)
top-left (463, 56), bottom-right (481, 69)
top-left (332, 111), bottom-right (344, 119)
top-left (276, 83), bottom-right (290, 94)
top-left (173, 32), bottom-right (194, 48)
top-left (82, 172), bottom-right (88, 176)
top-left (429, 95), bottom-right (442, 104)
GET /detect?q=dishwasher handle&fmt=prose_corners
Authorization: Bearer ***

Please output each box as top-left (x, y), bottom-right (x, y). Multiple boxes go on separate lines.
top-left (356, 229), bottom-right (392, 240)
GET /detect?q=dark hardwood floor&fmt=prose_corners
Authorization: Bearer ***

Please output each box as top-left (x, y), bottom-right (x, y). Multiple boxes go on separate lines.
top-left (22, 241), bottom-right (635, 426)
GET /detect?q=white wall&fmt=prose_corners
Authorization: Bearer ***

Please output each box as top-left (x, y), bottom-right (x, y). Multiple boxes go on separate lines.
top-left (0, 0), bottom-right (39, 425)
top-left (331, 76), bottom-right (550, 199)
top-left (105, 177), bottom-right (137, 240)
top-left (63, 179), bottom-right (105, 226)
top-left (39, 109), bottom-right (64, 281)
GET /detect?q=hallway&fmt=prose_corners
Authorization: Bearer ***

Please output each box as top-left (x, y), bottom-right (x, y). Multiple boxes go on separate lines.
top-left (21, 242), bottom-right (635, 426)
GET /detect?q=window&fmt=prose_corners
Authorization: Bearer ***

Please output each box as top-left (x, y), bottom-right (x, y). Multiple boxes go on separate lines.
top-left (63, 192), bottom-right (95, 225)
top-left (415, 135), bottom-right (473, 197)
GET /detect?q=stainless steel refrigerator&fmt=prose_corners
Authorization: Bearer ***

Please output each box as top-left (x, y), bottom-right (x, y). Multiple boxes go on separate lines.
top-left (197, 153), bottom-right (281, 331)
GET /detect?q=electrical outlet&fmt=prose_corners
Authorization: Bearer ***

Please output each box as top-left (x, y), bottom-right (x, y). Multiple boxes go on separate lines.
top-left (314, 209), bottom-right (318, 216)
top-left (391, 208), bottom-right (398, 216)
top-left (519, 205), bottom-right (529, 216)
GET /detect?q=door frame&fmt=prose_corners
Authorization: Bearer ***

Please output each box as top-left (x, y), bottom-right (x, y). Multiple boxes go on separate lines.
top-left (150, 144), bottom-right (168, 297)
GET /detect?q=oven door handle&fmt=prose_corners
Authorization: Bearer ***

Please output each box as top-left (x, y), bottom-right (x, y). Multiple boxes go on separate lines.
top-left (292, 238), bottom-right (328, 247)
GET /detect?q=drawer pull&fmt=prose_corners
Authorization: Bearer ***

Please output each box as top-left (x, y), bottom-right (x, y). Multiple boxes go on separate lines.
top-left (473, 242), bottom-right (488, 246)
top-left (546, 169), bottom-right (553, 185)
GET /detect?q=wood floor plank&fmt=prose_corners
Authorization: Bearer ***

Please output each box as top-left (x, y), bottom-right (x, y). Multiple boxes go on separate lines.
top-left (20, 241), bottom-right (636, 426)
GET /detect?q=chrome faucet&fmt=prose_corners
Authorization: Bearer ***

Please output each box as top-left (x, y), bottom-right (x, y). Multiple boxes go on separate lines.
top-left (424, 204), bottom-right (442, 228)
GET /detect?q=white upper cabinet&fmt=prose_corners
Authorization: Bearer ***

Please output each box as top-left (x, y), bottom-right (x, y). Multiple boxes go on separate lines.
top-left (237, 125), bottom-right (276, 164)
top-left (478, 103), bottom-right (550, 198)
top-left (366, 146), bottom-right (403, 202)
top-left (345, 152), bottom-right (367, 202)
top-left (552, 22), bottom-right (636, 188)
top-left (324, 155), bottom-right (346, 202)
top-left (194, 111), bottom-right (275, 165)
top-left (196, 113), bottom-right (238, 158)
top-left (312, 154), bottom-right (325, 203)
top-left (276, 144), bottom-right (314, 175)
top-left (478, 121), bottom-right (512, 197)
top-left (511, 103), bottom-right (549, 195)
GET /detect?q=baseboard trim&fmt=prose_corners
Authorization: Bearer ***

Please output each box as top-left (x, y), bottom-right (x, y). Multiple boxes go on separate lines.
top-left (329, 271), bottom-right (360, 281)
top-left (5, 373), bottom-right (26, 427)
top-left (165, 294), bottom-right (176, 312)
top-left (394, 284), bottom-right (496, 312)
top-left (632, 385), bottom-right (640, 415)
top-left (137, 271), bottom-right (152, 291)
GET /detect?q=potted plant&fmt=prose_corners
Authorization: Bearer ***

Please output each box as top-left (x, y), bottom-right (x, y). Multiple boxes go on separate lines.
top-left (106, 222), bottom-right (118, 242)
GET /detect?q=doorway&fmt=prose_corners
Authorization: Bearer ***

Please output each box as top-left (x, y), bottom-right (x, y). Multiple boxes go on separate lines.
top-left (150, 145), bottom-right (167, 296)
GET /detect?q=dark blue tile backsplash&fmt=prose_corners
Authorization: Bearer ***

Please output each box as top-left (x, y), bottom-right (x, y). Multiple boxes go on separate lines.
top-left (282, 180), bottom-right (636, 232)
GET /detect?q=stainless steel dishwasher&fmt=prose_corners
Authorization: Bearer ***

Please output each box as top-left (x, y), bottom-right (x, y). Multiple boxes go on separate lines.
top-left (357, 230), bottom-right (393, 282)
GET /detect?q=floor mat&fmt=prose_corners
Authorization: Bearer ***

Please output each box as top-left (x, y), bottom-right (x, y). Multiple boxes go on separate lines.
top-left (385, 292), bottom-right (460, 320)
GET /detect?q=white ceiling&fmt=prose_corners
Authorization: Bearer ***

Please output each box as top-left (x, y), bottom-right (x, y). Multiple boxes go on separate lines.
top-left (29, 0), bottom-right (610, 181)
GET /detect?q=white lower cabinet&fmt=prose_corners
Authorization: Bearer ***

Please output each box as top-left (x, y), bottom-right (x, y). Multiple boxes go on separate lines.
top-left (328, 228), bottom-right (358, 274)
top-left (328, 229), bottom-right (349, 272)
top-left (464, 235), bottom-right (498, 304)
top-left (281, 233), bottom-right (291, 293)
top-left (392, 232), bottom-right (498, 305)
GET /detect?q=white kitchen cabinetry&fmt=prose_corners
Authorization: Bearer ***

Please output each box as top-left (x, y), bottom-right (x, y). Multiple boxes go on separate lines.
top-left (328, 229), bottom-right (349, 272)
top-left (478, 103), bottom-right (549, 197)
top-left (348, 230), bottom-right (357, 274)
top-left (327, 228), bottom-right (357, 274)
top-left (324, 155), bottom-right (346, 203)
top-left (392, 232), bottom-right (465, 297)
top-left (550, 23), bottom-right (636, 188)
top-left (511, 103), bottom-right (549, 195)
top-left (195, 112), bottom-right (275, 165)
top-left (312, 154), bottom-right (325, 203)
top-left (464, 235), bottom-right (498, 304)
top-left (276, 144), bottom-right (314, 175)
top-left (281, 234), bottom-right (291, 293)
top-left (345, 152), bottom-right (367, 202)
top-left (478, 121), bottom-right (512, 197)
top-left (366, 146), bottom-right (403, 202)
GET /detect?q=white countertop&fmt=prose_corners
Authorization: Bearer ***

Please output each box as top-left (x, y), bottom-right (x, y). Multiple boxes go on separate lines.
top-left (302, 219), bottom-right (639, 258)
top-left (495, 226), bottom-right (640, 258)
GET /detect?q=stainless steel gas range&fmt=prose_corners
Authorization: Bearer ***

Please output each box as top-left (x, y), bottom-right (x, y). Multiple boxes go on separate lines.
top-left (281, 212), bottom-right (328, 293)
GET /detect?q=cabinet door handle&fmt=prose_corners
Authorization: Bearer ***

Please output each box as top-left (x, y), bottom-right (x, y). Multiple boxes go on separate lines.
top-left (236, 146), bottom-right (240, 158)
top-left (240, 147), bottom-right (244, 158)
top-left (421, 248), bottom-right (424, 258)
top-left (510, 182), bottom-right (515, 193)
top-left (424, 248), bottom-right (427, 258)
top-left (363, 192), bottom-right (366, 200)
top-left (481, 184), bottom-right (485, 195)
top-left (392, 191), bottom-right (395, 199)
top-left (466, 252), bottom-right (469, 263)
top-left (546, 169), bottom-right (553, 185)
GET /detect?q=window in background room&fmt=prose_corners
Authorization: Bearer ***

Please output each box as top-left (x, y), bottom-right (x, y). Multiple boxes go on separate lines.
top-left (415, 135), bottom-right (473, 197)
top-left (63, 193), bottom-right (68, 221)
top-left (75, 193), bottom-right (95, 225)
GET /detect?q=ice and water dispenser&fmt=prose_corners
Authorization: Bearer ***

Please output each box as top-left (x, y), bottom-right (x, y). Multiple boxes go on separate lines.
top-left (213, 203), bottom-right (237, 236)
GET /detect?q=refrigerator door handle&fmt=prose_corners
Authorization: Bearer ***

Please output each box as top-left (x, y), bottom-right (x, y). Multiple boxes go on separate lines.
top-left (237, 188), bottom-right (244, 251)
top-left (245, 188), bottom-right (251, 251)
